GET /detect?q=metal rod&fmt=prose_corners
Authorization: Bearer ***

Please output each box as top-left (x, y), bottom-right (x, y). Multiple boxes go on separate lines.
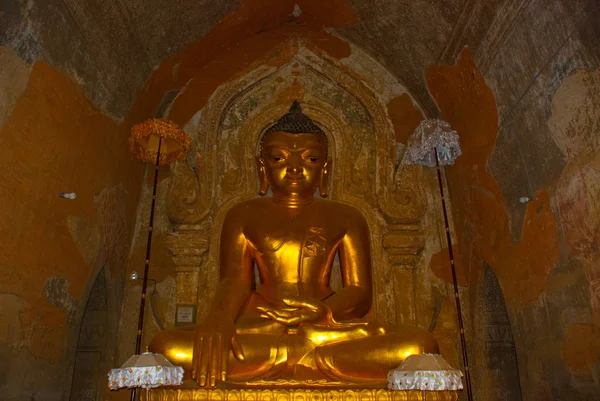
top-left (130, 137), bottom-right (163, 401)
top-left (434, 148), bottom-right (473, 401)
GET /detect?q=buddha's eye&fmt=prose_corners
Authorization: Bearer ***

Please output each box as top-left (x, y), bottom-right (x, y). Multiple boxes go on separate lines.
top-left (306, 156), bottom-right (319, 163)
top-left (270, 156), bottom-right (283, 162)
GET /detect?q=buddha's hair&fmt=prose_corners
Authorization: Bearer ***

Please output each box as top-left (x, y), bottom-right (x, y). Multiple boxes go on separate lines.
top-left (259, 101), bottom-right (328, 157)
top-left (264, 101), bottom-right (327, 137)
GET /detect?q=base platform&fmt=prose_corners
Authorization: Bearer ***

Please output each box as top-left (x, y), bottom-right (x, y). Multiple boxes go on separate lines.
top-left (144, 387), bottom-right (459, 401)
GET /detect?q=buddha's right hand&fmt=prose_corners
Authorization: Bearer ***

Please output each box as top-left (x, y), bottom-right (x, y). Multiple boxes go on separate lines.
top-left (192, 317), bottom-right (239, 387)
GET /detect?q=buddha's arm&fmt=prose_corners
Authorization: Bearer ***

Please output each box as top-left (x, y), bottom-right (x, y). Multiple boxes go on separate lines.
top-left (192, 208), bottom-right (253, 387)
top-left (324, 213), bottom-right (372, 321)
top-left (209, 209), bottom-right (254, 321)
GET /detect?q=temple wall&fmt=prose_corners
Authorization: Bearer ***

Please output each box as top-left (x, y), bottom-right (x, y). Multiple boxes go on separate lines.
top-left (425, 0), bottom-right (600, 397)
top-left (0, 48), bottom-right (141, 400)
top-left (1, 1), bottom-right (598, 400)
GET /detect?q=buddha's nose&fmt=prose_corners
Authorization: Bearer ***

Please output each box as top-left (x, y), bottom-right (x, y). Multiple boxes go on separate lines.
top-left (287, 165), bottom-right (302, 175)
top-left (287, 155), bottom-right (302, 175)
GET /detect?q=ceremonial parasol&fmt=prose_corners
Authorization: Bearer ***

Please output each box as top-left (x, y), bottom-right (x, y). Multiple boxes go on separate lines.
top-left (402, 119), bottom-right (472, 401)
top-left (110, 118), bottom-right (190, 400)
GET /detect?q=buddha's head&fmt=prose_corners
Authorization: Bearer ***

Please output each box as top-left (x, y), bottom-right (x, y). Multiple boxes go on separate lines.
top-left (257, 101), bottom-right (330, 200)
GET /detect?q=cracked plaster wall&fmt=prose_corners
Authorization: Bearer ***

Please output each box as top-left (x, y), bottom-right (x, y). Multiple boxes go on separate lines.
top-left (425, 0), bottom-right (600, 398)
top-left (0, 55), bottom-right (141, 400)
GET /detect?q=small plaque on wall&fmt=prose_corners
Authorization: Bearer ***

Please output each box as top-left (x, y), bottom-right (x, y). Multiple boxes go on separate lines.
top-left (175, 305), bottom-right (197, 327)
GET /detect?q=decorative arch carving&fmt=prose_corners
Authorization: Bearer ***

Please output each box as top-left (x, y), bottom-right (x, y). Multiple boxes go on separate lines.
top-left (165, 43), bottom-right (428, 323)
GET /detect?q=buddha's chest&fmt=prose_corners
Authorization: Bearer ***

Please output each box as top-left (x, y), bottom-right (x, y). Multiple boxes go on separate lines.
top-left (244, 213), bottom-right (343, 258)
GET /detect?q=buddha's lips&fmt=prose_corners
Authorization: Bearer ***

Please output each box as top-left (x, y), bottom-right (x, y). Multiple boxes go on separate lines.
top-left (285, 175), bottom-right (305, 181)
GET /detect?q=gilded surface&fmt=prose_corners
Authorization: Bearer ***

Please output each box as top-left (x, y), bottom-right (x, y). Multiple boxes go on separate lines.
top-left (167, 158), bottom-right (209, 224)
top-left (166, 224), bottom-right (210, 305)
top-left (145, 388), bottom-right (459, 401)
top-left (165, 47), bottom-right (429, 327)
top-left (151, 100), bottom-right (438, 388)
top-left (155, 44), bottom-right (451, 391)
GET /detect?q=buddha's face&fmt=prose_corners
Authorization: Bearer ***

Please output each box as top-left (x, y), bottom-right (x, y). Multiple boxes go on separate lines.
top-left (259, 132), bottom-right (328, 199)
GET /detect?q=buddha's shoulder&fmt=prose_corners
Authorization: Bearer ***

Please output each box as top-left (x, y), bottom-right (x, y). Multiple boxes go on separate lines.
top-left (225, 198), bottom-right (272, 216)
top-left (225, 198), bottom-right (366, 221)
top-left (313, 199), bottom-right (366, 220)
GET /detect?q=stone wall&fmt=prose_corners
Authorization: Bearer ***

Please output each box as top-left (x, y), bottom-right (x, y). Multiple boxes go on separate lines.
top-left (0, 49), bottom-right (141, 400)
top-left (425, 0), bottom-right (600, 397)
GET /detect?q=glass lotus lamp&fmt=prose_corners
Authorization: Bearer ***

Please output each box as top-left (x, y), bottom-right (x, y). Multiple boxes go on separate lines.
top-left (388, 354), bottom-right (463, 398)
top-left (403, 119), bottom-right (462, 168)
top-left (109, 351), bottom-right (184, 400)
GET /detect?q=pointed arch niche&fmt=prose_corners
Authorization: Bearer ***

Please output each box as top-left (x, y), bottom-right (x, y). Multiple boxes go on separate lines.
top-left (69, 267), bottom-right (108, 401)
top-left (163, 39), bottom-right (444, 332)
top-left (472, 263), bottom-right (522, 400)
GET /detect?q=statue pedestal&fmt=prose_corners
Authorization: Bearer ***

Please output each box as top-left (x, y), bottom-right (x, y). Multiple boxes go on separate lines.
top-left (145, 387), bottom-right (459, 401)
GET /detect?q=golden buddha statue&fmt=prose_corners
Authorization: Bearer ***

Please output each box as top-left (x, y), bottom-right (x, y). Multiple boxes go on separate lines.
top-left (149, 101), bottom-right (439, 388)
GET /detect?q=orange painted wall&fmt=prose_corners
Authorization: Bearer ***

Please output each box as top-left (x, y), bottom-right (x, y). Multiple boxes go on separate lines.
top-left (0, 61), bottom-right (141, 398)
top-left (423, 48), bottom-right (600, 398)
top-left (126, 0), bottom-right (355, 128)
top-left (425, 49), bottom-right (560, 306)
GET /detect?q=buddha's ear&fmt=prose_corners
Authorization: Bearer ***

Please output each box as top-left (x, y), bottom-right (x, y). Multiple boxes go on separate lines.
top-left (318, 160), bottom-right (331, 198)
top-left (256, 156), bottom-right (269, 196)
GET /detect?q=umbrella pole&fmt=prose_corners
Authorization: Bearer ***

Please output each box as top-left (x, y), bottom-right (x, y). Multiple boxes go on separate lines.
top-left (131, 137), bottom-right (163, 401)
top-left (434, 148), bottom-right (473, 401)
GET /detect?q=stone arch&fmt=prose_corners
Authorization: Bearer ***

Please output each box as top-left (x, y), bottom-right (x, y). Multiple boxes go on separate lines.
top-left (165, 40), bottom-right (432, 324)
top-left (167, 44), bottom-right (425, 225)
